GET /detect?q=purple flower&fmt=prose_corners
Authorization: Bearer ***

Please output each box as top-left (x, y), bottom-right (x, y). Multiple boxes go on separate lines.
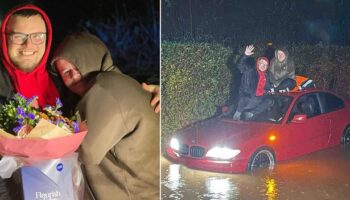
top-left (16, 118), bottom-right (24, 124)
top-left (26, 96), bottom-right (38, 106)
top-left (17, 107), bottom-right (25, 117)
top-left (56, 98), bottom-right (63, 108)
top-left (27, 113), bottom-right (36, 120)
top-left (55, 118), bottom-right (62, 125)
top-left (13, 93), bottom-right (25, 100)
top-left (13, 125), bottom-right (23, 133)
top-left (72, 122), bottom-right (80, 133)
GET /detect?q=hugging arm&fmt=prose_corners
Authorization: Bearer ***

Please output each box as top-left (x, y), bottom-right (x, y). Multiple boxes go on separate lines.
top-left (142, 83), bottom-right (160, 114)
top-left (79, 85), bottom-right (139, 165)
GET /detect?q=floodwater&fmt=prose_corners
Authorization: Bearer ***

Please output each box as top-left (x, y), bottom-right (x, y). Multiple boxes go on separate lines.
top-left (161, 146), bottom-right (350, 200)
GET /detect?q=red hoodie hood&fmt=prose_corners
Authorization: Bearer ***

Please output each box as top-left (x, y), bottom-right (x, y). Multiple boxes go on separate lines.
top-left (256, 56), bottom-right (269, 72)
top-left (0, 4), bottom-right (58, 108)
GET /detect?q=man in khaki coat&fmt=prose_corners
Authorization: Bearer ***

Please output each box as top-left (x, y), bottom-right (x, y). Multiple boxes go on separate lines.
top-left (51, 32), bottom-right (160, 200)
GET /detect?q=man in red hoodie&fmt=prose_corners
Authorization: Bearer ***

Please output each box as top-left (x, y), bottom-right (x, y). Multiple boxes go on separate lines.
top-left (233, 45), bottom-right (273, 120)
top-left (0, 4), bottom-right (60, 108)
top-left (0, 4), bottom-right (61, 199)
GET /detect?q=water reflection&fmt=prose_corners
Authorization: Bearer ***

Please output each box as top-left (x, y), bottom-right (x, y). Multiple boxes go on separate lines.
top-left (265, 177), bottom-right (277, 200)
top-left (167, 164), bottom-right (182, 191)
top-left (162, 146), bottom-right (350, 200)
top-left (204, 177), bottom-right (238, 200)
top-left (162, 164), bottom-right (184, 199)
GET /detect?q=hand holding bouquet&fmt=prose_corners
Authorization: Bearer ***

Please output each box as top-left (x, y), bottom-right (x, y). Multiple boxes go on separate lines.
top-left (0, 94), bottom-right (87, 200)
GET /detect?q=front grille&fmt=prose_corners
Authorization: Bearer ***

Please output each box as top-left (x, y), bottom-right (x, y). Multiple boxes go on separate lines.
top-left (190, 146), bottom-right (205, 157)
top-left (179, 144), bottom-right (189, 155)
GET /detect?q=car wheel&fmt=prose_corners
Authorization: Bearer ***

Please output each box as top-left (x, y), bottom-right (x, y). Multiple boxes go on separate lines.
top-left (247, 148), bottom-right (275, 172)
top-left (341, 126), bottom-right (350, 147)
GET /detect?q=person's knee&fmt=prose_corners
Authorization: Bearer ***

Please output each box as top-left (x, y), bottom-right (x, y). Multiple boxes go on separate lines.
top-left (277, 78), bottom-right (296, 91)
top-left (288, 78), bottom-right (296, 89)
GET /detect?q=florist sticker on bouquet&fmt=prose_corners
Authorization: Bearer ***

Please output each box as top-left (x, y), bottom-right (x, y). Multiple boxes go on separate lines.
top-left (0, 93), bottom-right (87, 160)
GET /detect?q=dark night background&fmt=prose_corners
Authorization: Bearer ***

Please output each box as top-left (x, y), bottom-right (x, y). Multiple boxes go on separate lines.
top-left (162, 0), bottom-right (350, 47)
top-left (0, 0), bottom-right (159, 84)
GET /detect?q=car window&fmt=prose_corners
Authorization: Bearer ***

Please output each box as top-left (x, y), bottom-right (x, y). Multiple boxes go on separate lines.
top-left (288, 94), bottom-right (321, 122)
top-left (321, 92), bottom-right (345, 113)
top-left (242, 95), bottom-right (293, 124)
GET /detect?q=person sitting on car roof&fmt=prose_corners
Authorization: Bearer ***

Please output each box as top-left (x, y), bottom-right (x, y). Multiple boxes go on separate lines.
top-left (233, 45), bottom-right (272, 120)
top-left (268, 47), bottom-right (296, 93)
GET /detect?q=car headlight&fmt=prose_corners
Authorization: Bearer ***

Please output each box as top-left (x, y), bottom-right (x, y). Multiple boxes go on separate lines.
top-left (206, 147), bottom-right (240, 160)
top-left (170, 138), bottom-right (180, 151)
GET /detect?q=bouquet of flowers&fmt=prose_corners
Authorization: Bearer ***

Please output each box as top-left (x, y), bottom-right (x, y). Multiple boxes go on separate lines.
top-left (0, 93), bottom-right (87, 160)
top-left (0, 93), bottom-right (79, 137)
top-left (0, 94), bottom-right (87, 200)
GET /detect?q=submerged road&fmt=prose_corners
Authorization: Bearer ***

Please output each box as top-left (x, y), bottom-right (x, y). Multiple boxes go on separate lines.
top-left (161, 145), bottom-right (350, 200)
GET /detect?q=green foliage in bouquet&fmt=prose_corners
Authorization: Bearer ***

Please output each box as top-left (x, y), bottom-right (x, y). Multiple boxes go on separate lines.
top-left (0, 93), bottom-right (79, 136)
top-left (0, 94), bottom-right (39, 134)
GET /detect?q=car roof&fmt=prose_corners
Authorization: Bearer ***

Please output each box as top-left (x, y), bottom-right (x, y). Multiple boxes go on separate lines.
top-left (277, 88), bottom-right (332, 98)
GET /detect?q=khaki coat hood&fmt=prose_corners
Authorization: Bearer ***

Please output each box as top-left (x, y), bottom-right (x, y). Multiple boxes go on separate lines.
top-left (51, 32), bottom-right (120, 76)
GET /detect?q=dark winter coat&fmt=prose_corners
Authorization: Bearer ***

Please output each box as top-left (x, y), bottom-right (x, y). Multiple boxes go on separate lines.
top-left (236, 55), bottom-right (270, 98)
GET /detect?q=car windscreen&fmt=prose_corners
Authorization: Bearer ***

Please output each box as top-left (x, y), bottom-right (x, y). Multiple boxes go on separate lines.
top-left (241, 95), bottom-right (293, 124)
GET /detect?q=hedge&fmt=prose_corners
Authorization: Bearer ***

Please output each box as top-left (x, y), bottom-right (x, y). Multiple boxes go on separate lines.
top-left (161, 42), bottom-right (232, 139)
top-left (161, 41), bottom-right (350, 140)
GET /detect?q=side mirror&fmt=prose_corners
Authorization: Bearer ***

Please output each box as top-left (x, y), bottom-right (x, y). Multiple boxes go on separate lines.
top-left (291, 114), bottom-right (307, 123)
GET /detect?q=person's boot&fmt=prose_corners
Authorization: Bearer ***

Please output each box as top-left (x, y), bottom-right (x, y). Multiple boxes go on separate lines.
top-left (233, 111), bottom-right (241, 120)
top-left (244, 112), bottom-right (254, 120)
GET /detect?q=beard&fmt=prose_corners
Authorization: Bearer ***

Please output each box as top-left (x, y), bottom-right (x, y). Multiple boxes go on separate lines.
top-left (12, 60), bottom-right (39, 73)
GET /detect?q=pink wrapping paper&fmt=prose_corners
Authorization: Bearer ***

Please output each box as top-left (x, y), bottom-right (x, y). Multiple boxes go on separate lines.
top-left (0, 131), bottom-right (87, 160)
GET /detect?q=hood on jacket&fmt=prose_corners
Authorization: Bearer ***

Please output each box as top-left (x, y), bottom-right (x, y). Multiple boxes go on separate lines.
top-left (274, 47), bottom-right (290, 64)
top-left (51, 32), bottom-right (120, 77)
top-left (1, 4), bottom-right (52, 76)
top-left (256, 56), bottom-right (269, 72)
top-left (0, 4), bottom-right (59, 108)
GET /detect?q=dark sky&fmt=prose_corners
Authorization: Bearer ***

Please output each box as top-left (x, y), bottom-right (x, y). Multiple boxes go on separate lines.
top-left (162, 0), bottom-right (350, 46)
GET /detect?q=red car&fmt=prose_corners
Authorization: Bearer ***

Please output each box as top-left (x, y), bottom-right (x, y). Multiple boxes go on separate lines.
top-left (166, 89), bottom-right (350, 173)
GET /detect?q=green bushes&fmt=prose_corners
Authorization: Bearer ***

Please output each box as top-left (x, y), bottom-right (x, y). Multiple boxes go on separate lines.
top-left (289, 44), bottom-right (350, 97)
top-left (161, 42), bottom-right (232, 138)
top-left (162, 41), bottom-right (350, 139)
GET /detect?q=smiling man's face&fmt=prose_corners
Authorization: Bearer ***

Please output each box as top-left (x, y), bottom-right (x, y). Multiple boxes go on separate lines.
top-left (6, 14), bottom-right (46, 72)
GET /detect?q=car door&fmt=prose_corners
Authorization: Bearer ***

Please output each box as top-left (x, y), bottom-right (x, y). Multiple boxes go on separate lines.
top-left (284, 93), bottom-right (330, 157)
top-left (318, 92), bottom-right (347, 146)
